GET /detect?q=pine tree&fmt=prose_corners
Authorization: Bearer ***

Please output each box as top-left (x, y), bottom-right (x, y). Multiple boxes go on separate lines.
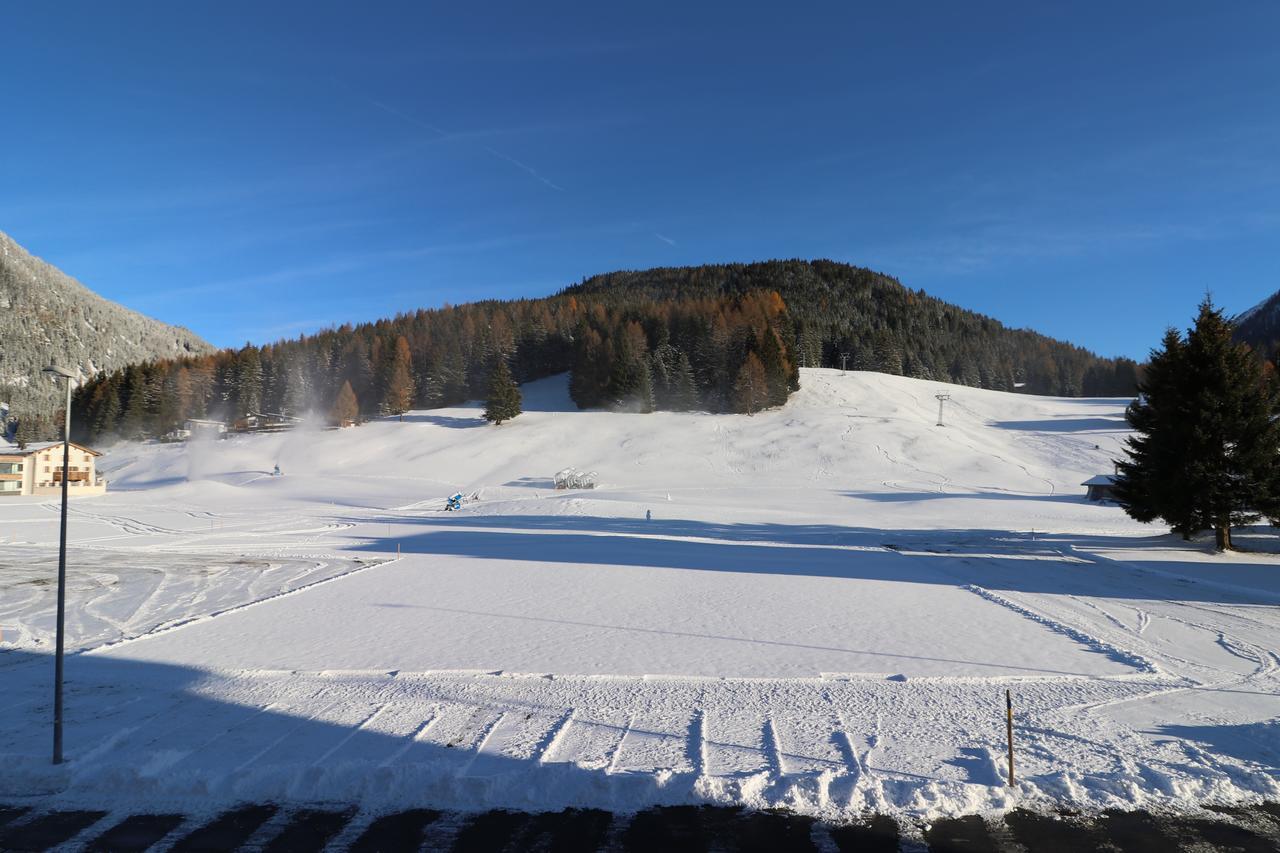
top-left (92, 379), bottom-right (122, 441)
top-left (118, 365), bottom-right (150, 439)
top-left (569, 325), bottom-right (610, 409)
top-left (649, 344), bottom-right (679, 408)
top-left (873, 331), bottom-right (903, 376)
top-left (1114, 328), bottom-right (1195, 536)
top-left (235, 346), bottom-right (263, 417)
top-left (671, 351), bottom-right (700, 411)
top-left (608, 323), bottom-right (652, 411)
top-left (732, 352), bottom-right (768, 415)
top-left (483, 359), bottom-right (522, 425)
top-left (14, 414), bottom-right (36, 447)
top-left (381, 335), bottom-right (416, 420)
top-left (329, 380), bottom-right (359, 427)
top-left (758, 328), bottom-right (790, 407)
top-left (283, 361), bottom-right (311, 417)
top-left (1116, 299), bottom-right (1280, 550)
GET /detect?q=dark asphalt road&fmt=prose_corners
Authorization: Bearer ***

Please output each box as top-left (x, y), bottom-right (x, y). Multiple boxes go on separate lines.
top-left (1, 801), bottom-right (1278, 851)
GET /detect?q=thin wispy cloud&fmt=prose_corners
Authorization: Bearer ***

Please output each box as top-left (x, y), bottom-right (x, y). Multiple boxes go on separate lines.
top-left (653, 232), bottom-right (677, 246)
top-left (355, 90), bottom-right (567, 193)
top-left (139, 221), bottom-right (644, 308)
top-left (855, 219), bottom-right (1223, 278)
top-left (362, 96), bottom-right (450, 136)
top-left (481, 146), bottom-right (565, 192)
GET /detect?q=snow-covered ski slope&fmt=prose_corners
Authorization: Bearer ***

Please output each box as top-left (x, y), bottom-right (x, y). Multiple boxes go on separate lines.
top-left (2, 369), bottom-right (1278, 820)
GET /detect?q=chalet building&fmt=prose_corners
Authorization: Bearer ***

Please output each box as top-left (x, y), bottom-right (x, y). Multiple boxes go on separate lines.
top-left (232, 412), bottom-right (300, 434)
top-left (186, 418), bottom-right (227, 437)
top-left (1082, 474), bottom-right (1118, 502)
top-left (162, 418), bottom-right (228, 442)
top-left (0, 442), bottom-right (106, 497)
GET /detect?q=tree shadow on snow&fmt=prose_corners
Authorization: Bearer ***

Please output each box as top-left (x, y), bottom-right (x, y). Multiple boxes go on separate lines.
top-left (503, 477), bottom-right (556, 489)
top-left (990, 416), bottom-right (1129, 433)
top-left (393, 413), bottom-right (487, 429)
top-left (345, 513), bottom-right (1280, 607)
top-left (1154, 721), bottom-right (1280, 772)
top-left (847, 490), bottom-right (1088, 504)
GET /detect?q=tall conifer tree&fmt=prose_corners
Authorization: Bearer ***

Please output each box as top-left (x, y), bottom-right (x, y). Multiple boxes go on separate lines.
top-left (732, 352), bottom-right (768, 415)
top-left (483, 359), bottom-right (522, 425)
top-left (1116, 298), bottom-right (1280, 550)
top-left (329, 380), bottom-right (359, 426)
top-left (382, 336), bottom-right (416, 420)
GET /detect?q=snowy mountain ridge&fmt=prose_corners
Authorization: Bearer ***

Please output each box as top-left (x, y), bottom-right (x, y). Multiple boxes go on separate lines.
top-left (0, 229), bottom-right (214, 433)
top-left (1234, 288), bottom-right (1280, 360)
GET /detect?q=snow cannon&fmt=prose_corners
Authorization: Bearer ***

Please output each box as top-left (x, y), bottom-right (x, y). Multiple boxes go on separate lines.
top-left (445, 493), bottom-right (464, 511)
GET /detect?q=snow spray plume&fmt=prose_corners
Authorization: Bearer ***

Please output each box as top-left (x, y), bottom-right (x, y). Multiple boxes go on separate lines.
top-left (274, 410), bottom-right (323, 476)
top-left (185, 423), bottom-right (217, 481)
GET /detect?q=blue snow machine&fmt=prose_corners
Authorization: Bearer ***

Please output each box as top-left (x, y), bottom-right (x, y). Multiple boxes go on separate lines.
top-left (445, 493), bottom-right (464, 511)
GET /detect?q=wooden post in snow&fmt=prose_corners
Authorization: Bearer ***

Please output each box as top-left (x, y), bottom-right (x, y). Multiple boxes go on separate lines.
top-left (1005, 689), bottom-right (1015, 787)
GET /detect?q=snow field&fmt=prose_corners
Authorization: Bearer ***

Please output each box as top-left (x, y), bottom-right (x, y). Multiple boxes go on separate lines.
top-left (1, 369), bottom-right (1277, 820)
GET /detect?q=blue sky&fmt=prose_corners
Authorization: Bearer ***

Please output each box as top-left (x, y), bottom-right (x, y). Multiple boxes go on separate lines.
top-left (3, 2), bottom-right (1277, 358)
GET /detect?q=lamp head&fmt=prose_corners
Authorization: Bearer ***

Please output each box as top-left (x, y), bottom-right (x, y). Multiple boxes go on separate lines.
top-left (42, 364), bottom-right (75, 380)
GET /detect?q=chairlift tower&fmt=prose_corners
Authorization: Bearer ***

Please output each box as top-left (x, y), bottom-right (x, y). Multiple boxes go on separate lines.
top-left (840, 353), bottom-right (850, 375)
top-left (935, 393), bottom-right (951, 427)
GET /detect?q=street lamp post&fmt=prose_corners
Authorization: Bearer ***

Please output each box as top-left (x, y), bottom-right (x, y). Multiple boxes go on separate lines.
top-left (42, 363), bottom-right (75, 765)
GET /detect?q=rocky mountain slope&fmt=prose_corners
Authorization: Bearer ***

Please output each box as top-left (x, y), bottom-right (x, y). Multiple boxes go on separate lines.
top-left (0, 230), bottom-right (214, 436)
top-left (1233, 290), bottom-right (1280, 361)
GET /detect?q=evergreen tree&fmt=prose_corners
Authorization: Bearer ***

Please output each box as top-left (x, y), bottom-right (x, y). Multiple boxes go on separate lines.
top-left (235, 346), bottom-right (263, 417)
top-left (873, 331), bottom-right (903, 376)
top-left (608, 322), bottom-right (652, 411)
top-left (671, 351), bottom-right (700, 411)
top-left (1114, 328), bottom-right (1196, 536)
top-left (381, 335), bottom-right (416, 420)
top-left (483, 359), bottom-right (522, 425)
top-left (649, 343), bottom-right (679, 408)
top-left (569, 325), bottom-right (611, 408)
top-left (732, 352), bottom-right (768, 415)
top-left (14, 414), bottom-right (37, 447)
top-left (283, 361), bottom-right (311, 417)
top-left (118, 364), bottom-right (150, 439)
top-left (155, 371), bottom-right (182, 436)
top-left (758, 328), bottom-right (790, 407)
top-left (337, 339), bottom-right (374, 414)
top-left (1116, 299), bottom-right (1280, 550)
top-left (329, 380), bottom-right (359, 426)
top-left (93, 379), bottom-right (121, 440)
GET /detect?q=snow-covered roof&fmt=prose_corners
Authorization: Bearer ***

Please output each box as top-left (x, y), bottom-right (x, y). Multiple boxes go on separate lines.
top-left (0, 440), bottom-right (101, 456)
top-left (1081, 474), bottom-right (1117, 486)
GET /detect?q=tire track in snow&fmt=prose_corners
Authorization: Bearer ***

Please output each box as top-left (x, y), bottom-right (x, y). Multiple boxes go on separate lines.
top-left (763, 718), bottom-right (785, 777)
top-left (963, 583), bottom-right (1160, 674)
top-left (313, 704), bottom-right (387, 766)
top-left (535, 709), bottom-right (576, 765)
top-left (83, 557), bottom-right (396, 657)
top-left (692, 709), bottom-right (708, 778)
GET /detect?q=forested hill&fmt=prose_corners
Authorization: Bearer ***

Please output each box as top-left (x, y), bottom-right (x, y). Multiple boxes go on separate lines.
top-left (71, 259), bottom-right (1136, 445)
top-left (565, 260), bottom-right (1139, 397)
top-left (1232, 290), bottom-right (1280, 362)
